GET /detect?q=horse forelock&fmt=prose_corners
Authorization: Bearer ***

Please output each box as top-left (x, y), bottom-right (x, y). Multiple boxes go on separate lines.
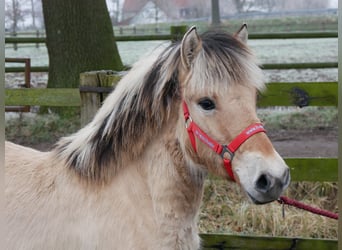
top-left (188, 31), bottom-right (265, 95)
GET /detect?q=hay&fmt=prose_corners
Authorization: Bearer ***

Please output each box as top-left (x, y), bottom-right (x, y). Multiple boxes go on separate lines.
top-left (199, 179), bottom-right (337, 239)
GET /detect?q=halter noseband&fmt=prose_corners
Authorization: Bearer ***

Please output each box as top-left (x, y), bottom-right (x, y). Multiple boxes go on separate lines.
top-left (182, 101), bottom-right (266, 181)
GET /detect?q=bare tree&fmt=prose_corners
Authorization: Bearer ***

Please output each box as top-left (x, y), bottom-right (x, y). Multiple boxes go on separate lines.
top-left (232, 0), bottom-right (329, 14)
top-left (233, 0), bottom-right (247, 13)
top-left (303, 0), bottom-right (329, 9)
top-left (218, 0), bottom-right (237, 16)
top-left (108, 0), bottom-right (121, 24)
top-left (274, 0), bottom-right (329, 10)
top-left (29, 0), bottom-right (36, 29)
top-left (5, 0), bottom-right (24, 32)
top-left (32, 0), bottom-right (44, 29)
top-left (233, 0), bottom-right (256, 13)
top-left (255, 0), bottom-right (277, 12)
top-left (5, 0), bottom-right (41, 31)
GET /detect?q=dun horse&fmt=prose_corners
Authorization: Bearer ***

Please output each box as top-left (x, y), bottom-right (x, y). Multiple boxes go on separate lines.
top-left (5, 25), bottom-right (290, 249)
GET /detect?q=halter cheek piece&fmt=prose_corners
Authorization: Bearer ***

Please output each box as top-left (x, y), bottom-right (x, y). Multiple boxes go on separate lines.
top-left (182, 101), bottom-right (266, 181)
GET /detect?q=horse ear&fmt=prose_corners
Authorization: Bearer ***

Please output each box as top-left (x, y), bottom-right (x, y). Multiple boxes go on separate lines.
top-left (234, 24), bottom-right (248, 43)
top-left (180, 26), bottom-right (202, 69)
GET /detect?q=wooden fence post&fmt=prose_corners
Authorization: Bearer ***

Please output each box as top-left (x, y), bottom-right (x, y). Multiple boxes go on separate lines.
top-left (12, 31), bottom-right (18, 50)
top-left (79, 70), bottom-right (122, 127)
top-left (36, 30), bottom-right (40, 48)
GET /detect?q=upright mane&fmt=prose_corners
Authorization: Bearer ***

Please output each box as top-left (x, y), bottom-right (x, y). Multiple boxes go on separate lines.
top-left (190, 31), bottom-right (264, 94)
top-left (54, 30), bottom-right (264, 182)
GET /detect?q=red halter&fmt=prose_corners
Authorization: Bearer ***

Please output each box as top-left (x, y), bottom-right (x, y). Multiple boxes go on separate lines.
top-left (182, 101), bottom-right (266, 181)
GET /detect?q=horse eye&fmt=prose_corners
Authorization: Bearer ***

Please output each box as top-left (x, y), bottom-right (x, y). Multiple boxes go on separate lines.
top-left (198, 98), bottom-right (216, 110)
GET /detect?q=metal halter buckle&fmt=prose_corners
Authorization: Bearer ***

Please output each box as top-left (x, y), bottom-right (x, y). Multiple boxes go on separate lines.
top-left (220, 146), bottom-right (234, 161)
top-left (185, 116), bottom-right (192, 129)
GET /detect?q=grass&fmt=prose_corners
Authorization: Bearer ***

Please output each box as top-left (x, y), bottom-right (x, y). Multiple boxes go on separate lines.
top-left (257, 107), bottom-right (338, 131)
top-left (5, 112), bottom-right (80, 147)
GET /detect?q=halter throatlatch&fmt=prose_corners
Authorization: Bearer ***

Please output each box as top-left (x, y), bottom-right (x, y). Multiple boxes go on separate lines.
top-left (182, 101), bottom-right (266, 181)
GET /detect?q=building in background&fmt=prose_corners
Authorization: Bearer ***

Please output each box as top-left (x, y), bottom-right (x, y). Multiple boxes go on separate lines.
top-left (121, 0), bottom-right (209, 25)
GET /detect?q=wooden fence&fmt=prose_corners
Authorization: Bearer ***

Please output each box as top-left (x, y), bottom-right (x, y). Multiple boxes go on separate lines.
top-left (4, 29), bottom-right (338, 249)
top-left (4, 30), bottom-right (338, 73)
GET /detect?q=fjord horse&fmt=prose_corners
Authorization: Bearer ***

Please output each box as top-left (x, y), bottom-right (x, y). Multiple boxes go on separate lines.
top-left (5, 25), bottom-right (290, 249)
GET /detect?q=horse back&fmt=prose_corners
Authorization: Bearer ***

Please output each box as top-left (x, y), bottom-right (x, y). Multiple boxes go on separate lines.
top-left (5, 141), bottom-right (49, 174)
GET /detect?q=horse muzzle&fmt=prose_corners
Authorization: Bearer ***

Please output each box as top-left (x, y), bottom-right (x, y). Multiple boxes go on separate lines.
top-left (248, 168), bottom-right (290, 204)
top-left (235, 151), bottom-right (291, 204)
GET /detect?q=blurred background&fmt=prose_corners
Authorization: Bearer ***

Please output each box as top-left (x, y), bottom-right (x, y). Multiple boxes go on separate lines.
top-left (4, 0), bottom-right (338, 242)
top-left (4, 0), bottom-right (338, 31)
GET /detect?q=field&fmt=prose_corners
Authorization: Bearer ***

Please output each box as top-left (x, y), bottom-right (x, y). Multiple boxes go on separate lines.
top-left (5, 15), bottom-right (338, 240)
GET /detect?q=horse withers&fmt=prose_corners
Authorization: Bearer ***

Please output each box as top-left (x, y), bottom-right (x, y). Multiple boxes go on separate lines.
top-left (5, 25), bottom-right (290, 249)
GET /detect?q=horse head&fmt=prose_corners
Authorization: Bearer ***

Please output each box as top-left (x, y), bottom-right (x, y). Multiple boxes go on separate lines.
top-left (177, 25), bottom-right (290, 204)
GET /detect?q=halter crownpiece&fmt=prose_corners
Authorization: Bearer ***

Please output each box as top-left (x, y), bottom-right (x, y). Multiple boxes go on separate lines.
top-left (182, 101), bottom-right (266, 181)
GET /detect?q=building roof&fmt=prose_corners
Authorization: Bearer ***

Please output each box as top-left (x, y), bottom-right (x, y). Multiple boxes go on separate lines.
top-left (122, 0), bottom-right (195, 13)
top-left (122, 0), bottom-right (148, 12)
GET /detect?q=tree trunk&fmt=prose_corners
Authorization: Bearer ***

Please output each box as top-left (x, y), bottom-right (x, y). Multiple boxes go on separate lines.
top-left (211, 0), bottom-right (221, 26)
top-left (42, 0), bottom-right (123, 90)
top-left (233, 0), bottom-right (246, 13)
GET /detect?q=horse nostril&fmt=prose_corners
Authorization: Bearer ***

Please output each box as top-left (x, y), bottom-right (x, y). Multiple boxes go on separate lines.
top-left (255, 174), bottom-right (271, 193)
top-left (283, 168), bottom-right (290, 186)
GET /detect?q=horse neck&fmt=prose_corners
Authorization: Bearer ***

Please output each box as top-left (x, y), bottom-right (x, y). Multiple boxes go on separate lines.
top-left (141, 120), bottom-right (207, 231)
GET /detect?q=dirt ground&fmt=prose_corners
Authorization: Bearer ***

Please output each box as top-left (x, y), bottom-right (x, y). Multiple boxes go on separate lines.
top-left (268, 128), bottom-right (337, 158)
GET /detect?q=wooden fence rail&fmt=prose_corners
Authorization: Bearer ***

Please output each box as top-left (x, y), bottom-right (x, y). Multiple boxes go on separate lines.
top-left (5, 82), bottom-right (338, 108)
top-left (200, 233), bottom-right (337, 250)
top-left (4, 31), bottom-right (338, 44)
top-left (5, 62), bottom-right (338, 73)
